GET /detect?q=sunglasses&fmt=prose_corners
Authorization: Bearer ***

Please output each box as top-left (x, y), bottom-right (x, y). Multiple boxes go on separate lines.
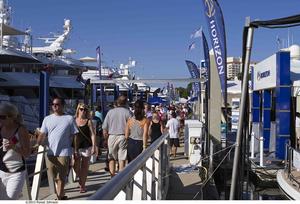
top-left (79, 108), bottom-right (87, 111)
top-left (0, 115), bottom-right (7, 120)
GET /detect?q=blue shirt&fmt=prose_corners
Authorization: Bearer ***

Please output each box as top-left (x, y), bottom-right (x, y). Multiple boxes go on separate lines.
top-left (95, 111), bottom-right (103, 122)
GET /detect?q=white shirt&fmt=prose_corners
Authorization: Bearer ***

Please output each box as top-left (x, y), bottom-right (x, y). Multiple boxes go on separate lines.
top-left (166, 118), bottom-right (180, 139)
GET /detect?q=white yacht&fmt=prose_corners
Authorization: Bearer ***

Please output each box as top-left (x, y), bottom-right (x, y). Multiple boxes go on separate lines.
top-left (0, 0), bottom-right (86, 130)
top-left (81, 57), bottom-right (154, 104)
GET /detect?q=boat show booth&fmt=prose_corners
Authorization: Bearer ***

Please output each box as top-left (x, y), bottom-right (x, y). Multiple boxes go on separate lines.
top-left (251, 46), bottom-right (300, 160)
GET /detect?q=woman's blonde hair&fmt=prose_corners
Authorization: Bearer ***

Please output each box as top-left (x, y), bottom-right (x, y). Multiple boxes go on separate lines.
top-left (75, 103), bottom-right (90, 118)
top-left (152, 111), bottom-right (159, 120)
top-left (0, 102), bottom-right (23, 125)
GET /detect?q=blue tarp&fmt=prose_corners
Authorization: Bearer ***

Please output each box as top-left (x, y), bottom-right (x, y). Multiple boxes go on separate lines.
top-left (147, 96), bottom-right (167, 105)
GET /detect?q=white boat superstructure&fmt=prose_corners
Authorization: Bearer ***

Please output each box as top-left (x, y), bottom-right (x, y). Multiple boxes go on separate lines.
top-left (0, 0), bottom-right (38, 63)
top-left (0, 0), bottom-right (88, 130)
top-left (82, 58), bottom-right (151, 92)
top-left (32, 19), bottom-right (72, 55)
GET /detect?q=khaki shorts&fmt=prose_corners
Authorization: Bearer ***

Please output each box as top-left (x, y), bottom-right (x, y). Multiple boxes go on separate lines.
top-left (108, 135), bottom-right (127, 161)
top-left (46, 156), bottom-right (70, 181)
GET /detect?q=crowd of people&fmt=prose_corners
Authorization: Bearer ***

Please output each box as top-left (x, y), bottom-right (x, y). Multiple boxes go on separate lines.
top-left (0, 95), bottom-right (190, 200)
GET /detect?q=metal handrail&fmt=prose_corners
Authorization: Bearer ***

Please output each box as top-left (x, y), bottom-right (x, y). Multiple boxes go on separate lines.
top-left (88, 132), bottom-right (170, 200)
top-left (284, 144), bottom-right (300, 188)
top-left (23, 145), bottom-right (59, 201)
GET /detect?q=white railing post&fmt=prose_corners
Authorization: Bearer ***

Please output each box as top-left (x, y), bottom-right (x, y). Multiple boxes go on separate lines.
top-left (30, 145), bottom-right (46, 200)
top-left (259, 137), bottom-right (264, 167)
top-left (163, 139), bottom-right (170, 199)
top-left (145, 157), bottom-right (153, 200)
top-left (250, 132), bottom-right (255, 159)
top-left (142, 165), bottom-right (147, 199)
top-left (150, 155), bottom-right (156, 200)
top-left (154, 149), bottom-right (159, 200)
top-left (157, 144), bottom-right (163, 200)
top-left (88, 133), bottom-right (169, 200)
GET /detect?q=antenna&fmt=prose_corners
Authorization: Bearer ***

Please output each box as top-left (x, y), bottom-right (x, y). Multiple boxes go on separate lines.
top-left (288, 28), bottom-right (290, 47)
top-left (276, 35), bottom-right (281, 50)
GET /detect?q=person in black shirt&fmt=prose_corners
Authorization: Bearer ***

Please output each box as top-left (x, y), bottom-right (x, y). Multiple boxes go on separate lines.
top-left (73, 103), bottom-right (97, 193)
top-left (148, 112), bottom-right (164, 144)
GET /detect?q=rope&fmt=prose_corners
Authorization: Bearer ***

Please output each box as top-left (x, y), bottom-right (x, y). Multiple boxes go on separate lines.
top-left (201, 143), bottom-right (236, 162)
top-left (192, 144), bottom-right (235, 199)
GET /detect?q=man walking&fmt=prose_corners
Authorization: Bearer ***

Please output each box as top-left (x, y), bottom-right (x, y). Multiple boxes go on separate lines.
top-left (37, 97), bottom-right (78, 200)
top-left (166, 111), bottom-right (180, 157)
top-left (102, 95), bottom-right (131, 176)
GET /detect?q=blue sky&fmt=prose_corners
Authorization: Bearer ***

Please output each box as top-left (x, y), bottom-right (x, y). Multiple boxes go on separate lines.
top-left (8, 0), bottom-right (300, 87)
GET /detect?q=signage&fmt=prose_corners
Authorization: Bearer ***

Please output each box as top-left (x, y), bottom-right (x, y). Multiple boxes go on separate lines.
top-left (231, 98), bottom-right (240, 132)
top-left (253, 54), bottom-right (277, 91)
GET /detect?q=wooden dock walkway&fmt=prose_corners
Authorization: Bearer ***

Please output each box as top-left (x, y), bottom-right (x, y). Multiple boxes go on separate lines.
top-left (19, 134), bottom-right (215, 200)
top-left (20, 151), bottom-right (111, 200)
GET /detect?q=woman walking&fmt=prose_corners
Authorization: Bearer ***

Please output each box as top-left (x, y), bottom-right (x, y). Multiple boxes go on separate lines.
top-left (125, 100), bottom-right (149, 163)
top-left (148, 112), bottom-right (164, 144)
top-left (73, 103), bottom-right (97, 193)
top-left (0, 102), bottom-right (31, 199)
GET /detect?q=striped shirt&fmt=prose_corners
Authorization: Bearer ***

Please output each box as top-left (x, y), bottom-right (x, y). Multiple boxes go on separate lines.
top-left (40, 114), bottom-right (78, 156)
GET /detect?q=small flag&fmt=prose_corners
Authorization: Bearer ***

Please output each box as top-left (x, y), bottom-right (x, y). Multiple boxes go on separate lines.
top-left (191, 27), bottom-right (202, 39)
top-left (185, 60), bottom-right (201, 97)
top-left (276, 35), bottom-right (281, 49)
top-left (188, 42), bottom-right (196, 50)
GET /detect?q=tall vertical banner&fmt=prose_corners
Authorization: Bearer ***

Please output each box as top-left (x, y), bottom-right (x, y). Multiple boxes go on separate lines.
top-left (185, 60), bottom-right (201, 98)
top-left (202, 0), bottom-right (227, 105)
top-left (96, 46), bottom-right (105, 114)
top-left (96, 46), bottom-right (101, 79)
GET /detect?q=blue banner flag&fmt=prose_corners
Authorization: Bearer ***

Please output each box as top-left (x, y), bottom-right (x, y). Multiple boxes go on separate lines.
top-left (185, 60), bottom-right (201, 97)
top-left (96, 46), bottom-right (101, 79)
top-left (202, 31), bottom-right (210, 97)
top-left (202, 0), bottom-right (227, 103)
top-left (96, 46), bottom-right (105, 114)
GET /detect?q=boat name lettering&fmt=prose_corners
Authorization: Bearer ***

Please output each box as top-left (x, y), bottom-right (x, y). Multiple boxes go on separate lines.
top-left (209, 19), bottom-right (224, 75)
top-left (257, 70), bottom-right (270, 81)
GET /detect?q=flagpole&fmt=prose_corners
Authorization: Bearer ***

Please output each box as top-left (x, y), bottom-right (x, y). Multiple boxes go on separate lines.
top-left (229, 21), bottom-right (254, 200)
top-left (199, 63), bottom-right (202, 121)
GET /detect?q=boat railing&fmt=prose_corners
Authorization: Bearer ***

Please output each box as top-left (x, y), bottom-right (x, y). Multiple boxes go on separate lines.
top-left (250, 131), bottom-right (264, 166)
top-left (22, 145), bottom-right (50, 200)
top-left (22, 144), bottom-right (77, 200)
top-left (284, 144), bottom-right (300, 188)
top-left (88, 132), bottom-right (170, 200)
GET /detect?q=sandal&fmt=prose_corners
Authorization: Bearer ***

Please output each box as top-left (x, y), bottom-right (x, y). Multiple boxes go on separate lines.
top-left (80, 186), bottom-right (86, 193)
